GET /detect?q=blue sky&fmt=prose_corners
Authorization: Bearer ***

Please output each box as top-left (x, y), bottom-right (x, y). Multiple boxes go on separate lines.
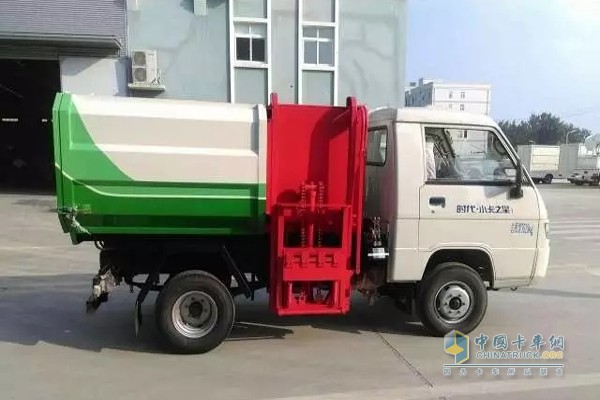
top-left (407, 0), bottom-right (600, 132)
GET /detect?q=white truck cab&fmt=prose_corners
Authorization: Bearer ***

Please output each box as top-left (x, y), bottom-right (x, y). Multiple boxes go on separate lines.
top-left (364, 107), bottom-right (550, 335)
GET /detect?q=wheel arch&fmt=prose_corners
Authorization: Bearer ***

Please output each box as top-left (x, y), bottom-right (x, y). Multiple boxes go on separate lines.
top-left (423, 248), bottom-right (495, 287)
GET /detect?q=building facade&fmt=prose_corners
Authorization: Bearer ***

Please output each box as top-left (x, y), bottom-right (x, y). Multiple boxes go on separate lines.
top-left (0, 0), bottom-right (407, 107)
top-left (0, 0), bottom-right (407, 190)
top-left (127, 0), bottom-right (407, 107)
top-left (405, 78), bottom-right (492, 115)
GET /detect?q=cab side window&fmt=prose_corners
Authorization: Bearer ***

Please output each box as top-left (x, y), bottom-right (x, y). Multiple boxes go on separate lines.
top-left (367, 126), bottom-right (388, 165)
top-left (424, 127), bottom-right (516, 184)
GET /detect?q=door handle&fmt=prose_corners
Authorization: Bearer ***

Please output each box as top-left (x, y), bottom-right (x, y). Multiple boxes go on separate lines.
top-left (429, 197), bottom-right (446, 207)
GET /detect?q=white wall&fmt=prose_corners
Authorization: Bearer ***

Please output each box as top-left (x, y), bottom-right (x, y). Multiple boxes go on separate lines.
top-left (433, 102), bottom-right (489, 114)
top-left (434, 87), bottom-right (490, 103)
top-left (406, 80), bottom-right (491, 115)
top-left (60, 57), bottom-right (128, 96)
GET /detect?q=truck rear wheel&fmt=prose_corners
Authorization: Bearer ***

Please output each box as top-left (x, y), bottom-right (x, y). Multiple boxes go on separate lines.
top-left (543, 174), bottom-right (553, 184)
top-left (417, 263), bottom-right (487, 336)
top-left (155, 270), bottom-right (235, 354)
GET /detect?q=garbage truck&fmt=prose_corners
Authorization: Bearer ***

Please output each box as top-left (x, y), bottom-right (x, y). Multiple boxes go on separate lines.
top-left (52, 93), bottom-right (550, 354)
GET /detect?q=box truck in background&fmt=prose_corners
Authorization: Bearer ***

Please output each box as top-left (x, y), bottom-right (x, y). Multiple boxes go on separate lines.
top-left (517, 145), bottom-right (560, 184)
top-left (559, 143), bottom-right (586, 180)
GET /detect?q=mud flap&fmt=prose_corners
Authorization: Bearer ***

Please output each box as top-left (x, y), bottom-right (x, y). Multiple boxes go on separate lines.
top-left (134, 298), bottom-right (142, 336)
top-left (134, 269), bottom-right (160, 336)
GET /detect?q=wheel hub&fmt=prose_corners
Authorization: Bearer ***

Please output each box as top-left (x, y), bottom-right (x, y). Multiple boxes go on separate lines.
top-left (172, 291), bottom-right (218, 338)
top-left (436, 283), bottom-right (472, 323)
top-left (449, 297), bottom-right (462, 310)
top-left (188, 301), bottom-right (204, 318)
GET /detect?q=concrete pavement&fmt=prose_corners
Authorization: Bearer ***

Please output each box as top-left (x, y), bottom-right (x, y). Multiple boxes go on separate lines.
top-left (0, 184), bottom-right (599, 399)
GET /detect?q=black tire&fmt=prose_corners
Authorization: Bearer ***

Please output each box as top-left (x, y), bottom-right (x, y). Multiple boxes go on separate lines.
top-left (155, 270), bottom-right (235, 354)
top-left (575, 181), bottom-right (585, 186)
top-left (543, 174), bottom-right (553, 184)
top-left (417, 263), bottom-right (487, 336)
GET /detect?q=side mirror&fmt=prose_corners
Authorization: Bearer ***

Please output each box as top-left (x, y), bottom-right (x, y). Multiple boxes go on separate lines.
top-left (509, 161), bottom-right (524, 199)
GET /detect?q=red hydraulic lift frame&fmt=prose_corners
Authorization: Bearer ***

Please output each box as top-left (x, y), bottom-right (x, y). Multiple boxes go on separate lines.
top-left (266, 93), bottom-right (368, 316)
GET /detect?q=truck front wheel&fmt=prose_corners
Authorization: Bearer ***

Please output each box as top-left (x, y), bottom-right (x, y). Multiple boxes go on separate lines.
top-left (156, 270), bottom-right (235, 354)
top-left (417, 263), bottom-right (487, 336)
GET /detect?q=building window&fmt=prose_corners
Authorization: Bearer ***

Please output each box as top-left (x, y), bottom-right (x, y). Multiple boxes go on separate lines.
top-left (298, 0), bottom-right (339, 105)
top-left (235, 23), bottom-right (266, 63)
top-left (460, 104), bottom-right (465, 111)
top-left (449, 91), bottom-right (453, 99)
top-left (228, 0), bottom-right (271, 103)
top-left (460, 91), bottom-right (466, 99)
top-left (303, 26), bottom-right (334, 66)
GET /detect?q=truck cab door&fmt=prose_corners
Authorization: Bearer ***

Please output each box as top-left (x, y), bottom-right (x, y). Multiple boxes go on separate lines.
top-left (364, 121), bottom-right (397, 226)
top-left (418, 126), bottom-right (540, 286)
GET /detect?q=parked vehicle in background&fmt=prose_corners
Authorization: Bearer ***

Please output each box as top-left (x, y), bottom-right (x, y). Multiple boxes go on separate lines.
top-left (559, 143), bottom-right (586, 181)
top-left (568, 170), bottom-right (600, 186)
top-left (517, 145), bottom-right (560, 184)
top-left (562, 139), bottom-right (600, 186)
top-left (568, 154), bottom-right (600, 186)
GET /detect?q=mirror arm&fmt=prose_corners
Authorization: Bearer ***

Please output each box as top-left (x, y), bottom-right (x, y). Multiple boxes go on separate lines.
top-left (510, 160), bottom-right (524, 199)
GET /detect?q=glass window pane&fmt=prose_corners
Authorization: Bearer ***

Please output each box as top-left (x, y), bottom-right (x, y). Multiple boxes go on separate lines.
top-left (236, 38), bottom-right (251, 61)
top-left (303, 26), bottom-right (318, 38)
top-left (302, 70), bottom-right (333, 104)
top-left (235, 68), bottom-right (267, 104)
top-left (319, 27), bottom-right (334, 40)
top-left (250, 23), bottom-right (267, 37)
top-left (424, 127), bottom-right (517, 183)
top-left (318, 41), bottom-right (334, 65)
top-left (303, 0), bottom-right (334, 22)
top-left (304, 40), bottom-right (317, 64)
top-left (235, 23), bottom-right (251, 35)
top-left (252, 38), bottom-right (266, 62)
top-left (234, 0), bottom-right (267, 18)
top-left (367, 127), bottom-right (387, 165)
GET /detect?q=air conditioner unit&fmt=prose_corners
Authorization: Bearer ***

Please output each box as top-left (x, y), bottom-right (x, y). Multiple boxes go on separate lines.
top-left (130, 50), bottom-right (159, 86)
